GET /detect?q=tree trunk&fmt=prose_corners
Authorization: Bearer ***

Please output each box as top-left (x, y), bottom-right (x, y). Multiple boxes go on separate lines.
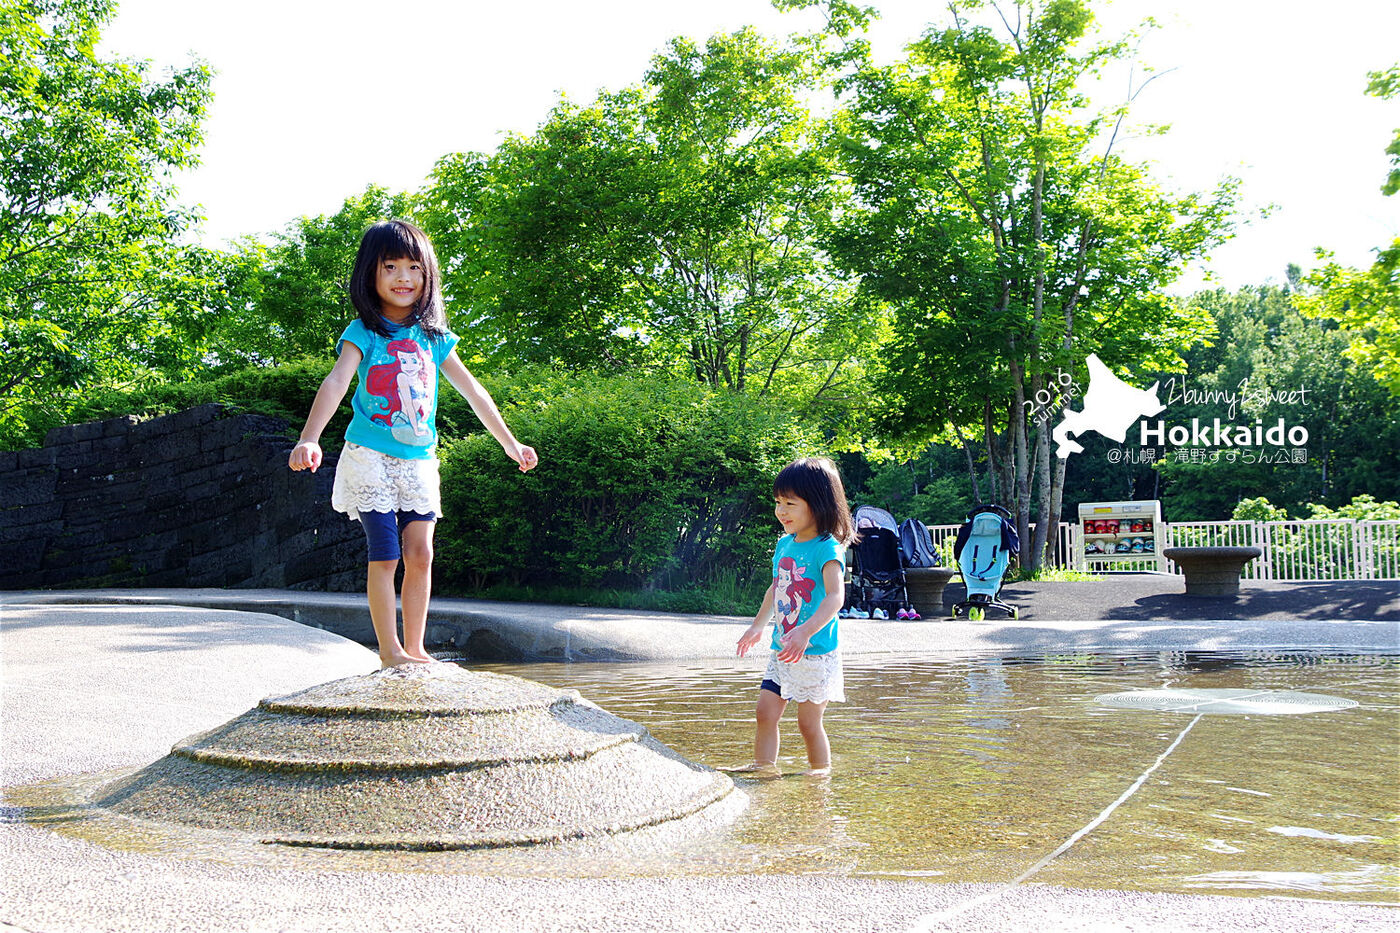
top-left (953, 421), bottom-right (982, 505)
top-left (1048, 453), bottom-right (1068, 568)
top-left (1008, 359), bottom-right (1032, 568)
top-left (1031, 411), bottom-right (1051, 573)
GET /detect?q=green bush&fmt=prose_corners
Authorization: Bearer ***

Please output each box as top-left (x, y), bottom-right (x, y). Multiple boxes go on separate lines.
top-left (60, 357), bottom-right (337, 441)
top-left (1306, 494), bottom-right (1400, 521)
top-left (435, 368), bottom-right (822, 596)
top-left (33, 357), bottom-right (830, 607)
top-left (1231, 496), bottom-right (1288, 522)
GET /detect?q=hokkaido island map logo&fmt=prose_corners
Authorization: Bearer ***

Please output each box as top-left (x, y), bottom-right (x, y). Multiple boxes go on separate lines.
top-left (1042, 355), bottom-right (1311, 466)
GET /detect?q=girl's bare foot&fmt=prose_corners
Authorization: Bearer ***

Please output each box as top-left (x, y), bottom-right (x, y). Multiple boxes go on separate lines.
top-left (803, 766), bottom-right (832, 777)
top-left (380, 652), bottom-right (432, 669)
top-left (403, 650), bottom-right (439, 663)
top-left (724, 762), bottom-right (783, 779)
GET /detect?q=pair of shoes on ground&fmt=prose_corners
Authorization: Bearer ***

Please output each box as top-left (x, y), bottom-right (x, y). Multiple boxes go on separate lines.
top-left (843, 607), bottom-right (922, 620)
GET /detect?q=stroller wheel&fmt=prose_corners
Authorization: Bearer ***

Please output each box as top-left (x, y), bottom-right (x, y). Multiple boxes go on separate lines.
top-left (969, 606), bottom-right (985, 622)
top-left (1009, 607), bottom-right (1020, 620)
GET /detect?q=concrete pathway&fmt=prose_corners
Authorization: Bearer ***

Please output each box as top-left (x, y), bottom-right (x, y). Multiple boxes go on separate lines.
top-left (11, 577), bottom-right (1398, 661)
top-left (1, 590), bottom-right (1396, 933)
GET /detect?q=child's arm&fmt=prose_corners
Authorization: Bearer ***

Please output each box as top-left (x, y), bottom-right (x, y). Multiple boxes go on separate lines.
top-left (736, 579), bottom-right (777, 657)
top-left (776, 559), bottom-right (844, 663)
top-left (288, 344), bottom-right (363, 473)
top-left (440, 350), bottom-right (538, 472)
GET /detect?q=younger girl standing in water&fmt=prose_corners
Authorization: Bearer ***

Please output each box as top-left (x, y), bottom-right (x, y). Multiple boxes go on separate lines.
top-left (736, 457), bottom-right (856, 775)
top-left (289, 220), bottom-right (538, 668)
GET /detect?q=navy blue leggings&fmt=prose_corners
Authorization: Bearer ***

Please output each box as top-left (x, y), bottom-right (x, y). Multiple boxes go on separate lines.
top-left (360, 510), bottom-right (435, 562)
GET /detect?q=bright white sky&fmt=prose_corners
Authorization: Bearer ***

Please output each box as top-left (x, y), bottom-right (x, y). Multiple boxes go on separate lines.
top-left (101, 0), bottom-right (1400, 293)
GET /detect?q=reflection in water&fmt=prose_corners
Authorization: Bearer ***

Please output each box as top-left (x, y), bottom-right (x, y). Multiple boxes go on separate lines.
top-left (467, 650), bottom-right (1398, 902)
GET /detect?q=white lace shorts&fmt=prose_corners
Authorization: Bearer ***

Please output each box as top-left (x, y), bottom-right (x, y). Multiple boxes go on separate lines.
top-left (330, 443), bottom-right (442, 521)
top-left (763, 650), bottom-right (845, 704)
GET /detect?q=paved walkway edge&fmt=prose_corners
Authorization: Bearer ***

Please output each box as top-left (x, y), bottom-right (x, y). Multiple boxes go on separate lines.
top-left (4, 588), bottom-right (1396, 661)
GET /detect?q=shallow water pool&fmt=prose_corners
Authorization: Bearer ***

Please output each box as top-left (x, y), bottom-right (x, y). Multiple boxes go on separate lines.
top-left (467, 649), bottom-right (1399, 902)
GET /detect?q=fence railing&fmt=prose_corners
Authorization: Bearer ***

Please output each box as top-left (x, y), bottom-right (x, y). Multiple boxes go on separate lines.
top-left (926, 518), bottom-right (1400, 581)
top-left (927, 522), bottom-right (1076, 568)
top-left (1166, 520), bottom-right (1400, 581)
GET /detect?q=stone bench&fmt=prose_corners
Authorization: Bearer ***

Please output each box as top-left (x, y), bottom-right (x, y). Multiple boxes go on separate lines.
top-left (1162, 546), bottom-right (1262, 597)
top-left (904, 567), bottom-right (957, 617)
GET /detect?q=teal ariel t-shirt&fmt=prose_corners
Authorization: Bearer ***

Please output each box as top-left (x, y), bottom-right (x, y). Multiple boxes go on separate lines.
top-left (338, 319), bottom-right (460, 460)
top-left (769, 533), bottom-right (846, 655)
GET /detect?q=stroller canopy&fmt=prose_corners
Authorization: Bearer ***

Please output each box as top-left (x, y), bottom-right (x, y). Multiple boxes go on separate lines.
top-left (853, 505), bottom-right (898, 533)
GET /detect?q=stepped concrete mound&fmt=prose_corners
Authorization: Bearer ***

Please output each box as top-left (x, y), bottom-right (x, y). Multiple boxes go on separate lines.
top-left (93, 663), bottom-right (739, 850)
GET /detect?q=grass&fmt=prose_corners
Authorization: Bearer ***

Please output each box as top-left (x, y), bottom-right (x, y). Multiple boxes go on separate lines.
top-left (1005, 567), bottom-right (1105, 583)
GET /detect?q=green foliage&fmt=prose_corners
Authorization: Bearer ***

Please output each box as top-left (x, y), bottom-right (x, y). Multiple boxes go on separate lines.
top-left (817, 0), bottom-right (1236, 567)
top-left (55, 356), bottom-right (336, 438)
top-left (419, 28), bottom-right (886, 441)
top-left (209, 186), bottom-right (419, 370)
top-left (435, 369), bottom-right (823, 596)
top-left (1296, 241), bottom-right (1400, 396)
top-left (1368, 65), bottom-right (1400, 197)
top-left (0, 0), bottom-right (213, 448)
top-left (848, 444), bottom-right (976, 525)
top-left (1306, 494), bottom-right (1400, 521)
top-left (1296, 65), bottom-right (1400, 396)
top-left (1231, 497), bottom-right (1287, 522)
top-left (1155, 285), bottom-right (1400, 519)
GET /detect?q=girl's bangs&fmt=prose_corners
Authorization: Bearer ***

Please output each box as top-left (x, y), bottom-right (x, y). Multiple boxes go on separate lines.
top-left (369, 223), bottom-right (426, 264)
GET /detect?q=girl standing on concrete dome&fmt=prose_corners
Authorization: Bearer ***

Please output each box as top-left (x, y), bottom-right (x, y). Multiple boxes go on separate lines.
top-left (288, 219), bottom-right (538, 668)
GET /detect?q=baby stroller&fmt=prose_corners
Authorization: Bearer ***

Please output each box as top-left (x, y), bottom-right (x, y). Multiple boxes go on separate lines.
top-left (950, 504), bottom-right (1021, 621)
top-left (842, 506), bottom-right (917, 620)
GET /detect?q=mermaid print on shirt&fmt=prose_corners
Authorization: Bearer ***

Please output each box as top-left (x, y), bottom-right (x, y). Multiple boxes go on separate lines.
top-left (365, 338), bottom-right (434, 447)
top-left (774, 555), bottom-right (817, 636)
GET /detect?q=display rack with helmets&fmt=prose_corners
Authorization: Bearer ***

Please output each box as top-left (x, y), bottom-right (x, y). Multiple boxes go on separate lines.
top-left (1075, 500), bottom-right (1165, 572)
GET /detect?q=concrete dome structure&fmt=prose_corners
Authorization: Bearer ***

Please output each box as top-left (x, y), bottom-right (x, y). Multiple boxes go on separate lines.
top-left (94, 664), bottom-right (739, 850)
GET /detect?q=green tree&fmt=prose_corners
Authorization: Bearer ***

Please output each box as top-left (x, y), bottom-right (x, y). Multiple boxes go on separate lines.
top-left (1296, 65), bottom-right (1400, 396)
top-left (0, 0), bottom-right (213, 446)
top-left (805, 0), bottom-right (1235, 568)
top-left (1154, 285), bottom-right (1400, 519)
top-left (420, 28), bottom-right (885, 432)
top-left (209, 186), bottom-right (417, 370)
top-left (1370, 65), bottom-right (1400, 197)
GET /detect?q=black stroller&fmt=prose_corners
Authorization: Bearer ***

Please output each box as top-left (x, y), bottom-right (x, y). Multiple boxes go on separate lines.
top-left (950, 504), bottom-right (1021, 621)
top-left (842, 505), bottom-right (916, 620)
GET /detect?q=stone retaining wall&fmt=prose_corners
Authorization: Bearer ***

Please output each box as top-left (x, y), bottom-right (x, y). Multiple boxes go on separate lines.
top-left (0, 405), bottom-right (363, 591)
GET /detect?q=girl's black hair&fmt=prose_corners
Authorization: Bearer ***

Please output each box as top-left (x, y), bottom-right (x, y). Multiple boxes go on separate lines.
top-left (349, 219), bottom-right (449, 339)
top-left (773, 457), bottom-right (857, 546)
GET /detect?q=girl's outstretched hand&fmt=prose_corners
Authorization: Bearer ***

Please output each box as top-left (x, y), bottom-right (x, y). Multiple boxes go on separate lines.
top-left (510, 444), bottom-right (538, 473)
top-left (288, 441), bottom-right (323, 473)
top-left (776, 629), bottom-right (811, 663)
top-left (736, 624), bottom-right (765, 657)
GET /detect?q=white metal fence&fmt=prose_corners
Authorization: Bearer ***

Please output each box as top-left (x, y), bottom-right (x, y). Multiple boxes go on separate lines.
top-left (1165, 520), bottom-right (1400, 581)
top-left (927, 522), bottom-right (1076, 567)
top-left (926, 518), bottom-right (1400, 581)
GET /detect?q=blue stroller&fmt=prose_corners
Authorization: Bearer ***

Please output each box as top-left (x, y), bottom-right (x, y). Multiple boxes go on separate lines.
top-left (950, 504), bottom-right (1021, 621)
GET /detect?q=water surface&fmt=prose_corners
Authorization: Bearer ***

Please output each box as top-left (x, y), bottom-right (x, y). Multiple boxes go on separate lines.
top-left (467, 650), bottom-right (1398, 901)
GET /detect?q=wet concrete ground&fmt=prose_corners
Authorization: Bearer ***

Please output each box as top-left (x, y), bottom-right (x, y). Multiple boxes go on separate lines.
top-left (1, 587), bottom-right (1396, 932)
